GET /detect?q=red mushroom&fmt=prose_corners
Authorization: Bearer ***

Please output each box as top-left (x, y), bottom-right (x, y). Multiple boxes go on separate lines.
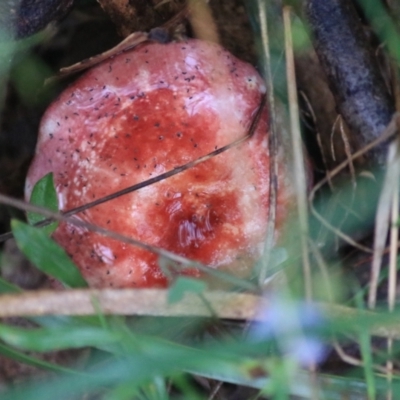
top-left (25, 39), bottom-right (292, 288)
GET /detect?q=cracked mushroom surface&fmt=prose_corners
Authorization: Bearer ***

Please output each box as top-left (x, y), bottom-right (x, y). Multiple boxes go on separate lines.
top-left (26, 39), bottom-right (292, 288)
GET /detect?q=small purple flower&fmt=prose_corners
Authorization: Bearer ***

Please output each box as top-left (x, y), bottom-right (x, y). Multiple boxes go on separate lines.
top-left (251, 296), bottom-right (328, 366)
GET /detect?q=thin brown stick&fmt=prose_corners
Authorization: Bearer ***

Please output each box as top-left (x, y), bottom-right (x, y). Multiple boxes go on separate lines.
top-left (46, 32), bottom-right (149, 84)
top-left (0, 193), bottom-right (258, 291)
top-left (339, 116), bottom-right (356, 184)
top-left (333, 341), bottom-right (391, 375)
top-left (309, 113), bottom-right (400, 254)
top-left (331, 118), bottom-right (358, 244)
top-left (0, 95), bottom-right (267, 244)
top-left (207, 381), bottom-right (223, 400)
top-left (310, 114), bottom-right (399, 199)
top-left (46, 6), bottom-right (190, 83)
top-left (330, 115), bottom-right (340, 163)
top-left (299, 90), bottom-right (333, 189)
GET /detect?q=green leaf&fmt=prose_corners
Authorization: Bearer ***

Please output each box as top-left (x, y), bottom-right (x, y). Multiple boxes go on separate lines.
top-left (0, 341), bottom-right (79, 375)
top-left (355, 291), bottom-right (376, 399)
top-left (27, 172), bottom-right (58, 235)
top-left (0, 276), bottom-right (21, 294)
top-left (0, 324), bottom-right (120, 352)
top-left (167, 277), bottom-right (207, 304)
top-left (11, 219), bottom-right (87, 288)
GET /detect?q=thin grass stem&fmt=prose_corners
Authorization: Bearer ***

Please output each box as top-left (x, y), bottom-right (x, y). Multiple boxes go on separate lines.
top-left (283, 6), bottom-right (311, 301)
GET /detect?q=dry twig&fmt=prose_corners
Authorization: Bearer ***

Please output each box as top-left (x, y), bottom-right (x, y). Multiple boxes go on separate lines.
top-left (0, 289), bottom-right (265, 320)
top-left (309, 113), bottom-right (400, 253)
top-left (369, 134), bottom-right (400, 309)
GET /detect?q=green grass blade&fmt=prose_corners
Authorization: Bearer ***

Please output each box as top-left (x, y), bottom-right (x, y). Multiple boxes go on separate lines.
top-left (27, 172), bottom-right (58, 235)
top-left (0, 324), bottom-right (121, 352)
top-left (0, 276), bottom-right (21, 294)
top-left (0, 341), bottom-right (80, 375)
top-left (168, 277), bottom-right (207, 304)
top-left (11, 219), bottom-right (87, 288)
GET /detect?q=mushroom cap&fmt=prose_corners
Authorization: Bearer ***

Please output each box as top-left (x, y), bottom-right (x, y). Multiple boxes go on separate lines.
top-left (26, 39), bottom-right (290, 288)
